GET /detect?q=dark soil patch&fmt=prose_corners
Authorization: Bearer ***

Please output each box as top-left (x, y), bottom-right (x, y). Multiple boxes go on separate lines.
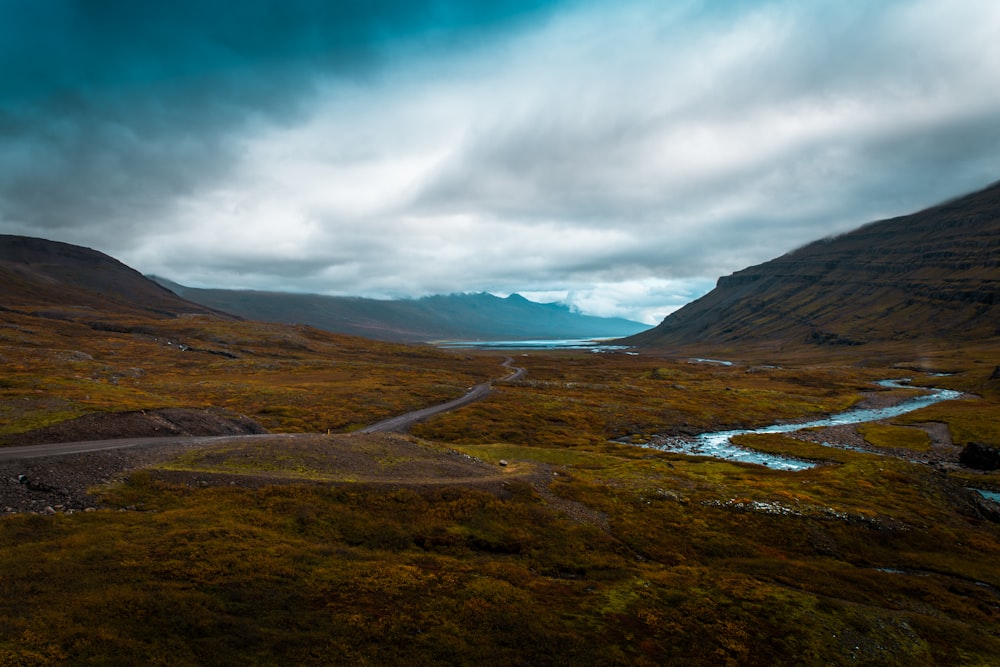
top-left (0, 408), bottom-right (266, 447)
top-left (0, 441), bottom-right (203, 514)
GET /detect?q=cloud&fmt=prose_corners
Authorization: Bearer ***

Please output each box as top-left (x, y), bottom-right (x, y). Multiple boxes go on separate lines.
top-left (0, 0), bottom-right (565, 247)
top-left (2, 0), bottom-right (1000, 325)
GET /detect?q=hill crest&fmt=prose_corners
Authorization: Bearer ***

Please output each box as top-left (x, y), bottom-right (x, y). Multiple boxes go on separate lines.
top-left (0, 235), bottom-right (224, 319)
top-left (624, 179), bottom-right (1000, 353)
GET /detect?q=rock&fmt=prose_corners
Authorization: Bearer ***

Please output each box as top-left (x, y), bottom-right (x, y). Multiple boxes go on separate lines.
top-left (959, 442), bottom-right (1000, 470)
top-left (498, 459), bottom-right (508, 467)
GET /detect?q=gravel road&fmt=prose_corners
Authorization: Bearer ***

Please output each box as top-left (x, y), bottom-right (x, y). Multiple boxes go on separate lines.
top-left (0, 358), bottom-right (526, 514)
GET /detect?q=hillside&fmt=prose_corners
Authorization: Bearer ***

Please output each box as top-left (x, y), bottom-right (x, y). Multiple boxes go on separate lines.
top-left (0, 235), bottom-right (226, 320)
top-left (625, 180), bottom-right (1000, 352)
top-left (151, 279), bottom-right (648, 343)
top-left (0, 234), bottom-right (504, 443)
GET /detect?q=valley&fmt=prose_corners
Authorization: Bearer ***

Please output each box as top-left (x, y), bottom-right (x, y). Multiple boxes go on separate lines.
top-left (2, 182), bottom-right (1000, 666)
top-left (5, 3), bottom-right (1000, 664)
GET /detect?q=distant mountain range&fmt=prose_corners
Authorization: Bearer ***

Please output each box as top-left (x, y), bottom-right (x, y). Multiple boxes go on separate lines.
top-left (0, 234), bottom-right (648, 343)
top-left (624, 180), bottom-right (1000, 352)
top-left (150, 277), bottom-right (648, 343)
top-left (9, 177), bottom-right (998, 353)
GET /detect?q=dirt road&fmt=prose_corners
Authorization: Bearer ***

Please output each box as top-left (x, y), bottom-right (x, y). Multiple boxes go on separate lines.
top-left (357, 357), bottom-right (522, 433)
top-left (0, 357), bottom-right (525, 461)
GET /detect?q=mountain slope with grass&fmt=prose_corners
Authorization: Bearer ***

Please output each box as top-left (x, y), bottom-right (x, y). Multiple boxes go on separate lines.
top-left (0, 235), bottom-right (228, 319)
top-left (624, 180), bottom-right (1000, 353)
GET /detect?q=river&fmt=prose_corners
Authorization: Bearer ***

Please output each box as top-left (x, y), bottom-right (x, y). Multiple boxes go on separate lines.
top-left (643, 379), bottom-right (964, 471)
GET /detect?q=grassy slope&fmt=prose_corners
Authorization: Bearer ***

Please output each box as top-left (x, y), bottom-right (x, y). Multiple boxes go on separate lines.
top-left (2, 305), bottom-right (1000, 664)
top-left (625, 180), bottom-right (1000, 352)
top-left (0, 309), bottom-right (501, 439)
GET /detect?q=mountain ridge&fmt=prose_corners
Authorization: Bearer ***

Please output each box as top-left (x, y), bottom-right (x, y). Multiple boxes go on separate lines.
top-left (0, 234), bottom-right (227, 319)
top-left (151, 277), bottom-right (648, 343)
top-left (624, 179), bottom-right (1000, 353)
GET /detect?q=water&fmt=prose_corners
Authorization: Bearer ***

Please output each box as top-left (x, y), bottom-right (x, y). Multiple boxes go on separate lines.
top-left (970, 488), bottom-right (1000, 503)
top-left (436, 338), bottom-right (632, 351)
top-left (688, 357), bottom-right (734, 366)
top-left (645, 378), bottom-right (963, 470)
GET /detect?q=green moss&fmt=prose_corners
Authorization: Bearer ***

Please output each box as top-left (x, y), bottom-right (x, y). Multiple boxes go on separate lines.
top-left (858, 423), bottom-right (932, 451)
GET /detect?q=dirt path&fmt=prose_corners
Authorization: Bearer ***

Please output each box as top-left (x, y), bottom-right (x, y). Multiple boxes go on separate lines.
top-left (0, 357), bottom-right (525, 461)
top-left (0, 358), bottom-right (526, 514)
top-left (358, 356), bottom-right (524, 433)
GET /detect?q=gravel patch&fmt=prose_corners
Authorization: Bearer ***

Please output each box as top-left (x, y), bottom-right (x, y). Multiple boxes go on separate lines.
top-left (0, 441), bottom-right (206, 515)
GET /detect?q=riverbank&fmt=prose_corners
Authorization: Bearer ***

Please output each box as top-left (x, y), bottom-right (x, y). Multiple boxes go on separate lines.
top-left (646, 378), bottom-right (966, 470)
top-left (792, 386), bottom-right (964, 469)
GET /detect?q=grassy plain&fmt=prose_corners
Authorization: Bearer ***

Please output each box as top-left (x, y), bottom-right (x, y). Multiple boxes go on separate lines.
top-left (0, 310), bottom-right (500, 438)
top-left (2, 309), bottom-right (1000, 665)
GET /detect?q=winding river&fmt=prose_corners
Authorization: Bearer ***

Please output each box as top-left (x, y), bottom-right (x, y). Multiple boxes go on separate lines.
top-left (644, 379), bottom-right (964, 471)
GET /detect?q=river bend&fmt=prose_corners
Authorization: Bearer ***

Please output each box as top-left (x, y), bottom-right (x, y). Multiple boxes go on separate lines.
top-left (643, 379), bottom-right (963, 470)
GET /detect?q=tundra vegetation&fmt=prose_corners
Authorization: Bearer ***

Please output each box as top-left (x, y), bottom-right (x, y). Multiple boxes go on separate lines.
top-left (1, 307), bottom-right (1000, 665)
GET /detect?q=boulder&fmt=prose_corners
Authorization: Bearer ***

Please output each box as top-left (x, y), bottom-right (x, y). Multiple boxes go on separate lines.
top-left (959, 442), bottom-right (1000, 470)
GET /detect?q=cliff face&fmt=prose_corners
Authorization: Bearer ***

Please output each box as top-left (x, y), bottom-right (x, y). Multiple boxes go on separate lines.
top-left (626, 180), bottom-right (1000, 350)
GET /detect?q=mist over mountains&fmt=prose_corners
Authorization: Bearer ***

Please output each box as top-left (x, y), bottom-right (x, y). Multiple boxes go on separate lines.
top-left (151, 278), bottom-right (648, 343)
top-left (5, 178), bottom-right (1000, 352)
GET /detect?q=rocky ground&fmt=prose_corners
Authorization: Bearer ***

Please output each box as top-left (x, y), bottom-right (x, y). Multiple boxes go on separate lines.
top-left (1, 441), bottom-right (207, 514)
top-left (0, 408), bottom-right (270, 514)
top-left (0, 431), bottom-right (613, 535)
top-left (0, 432), bottom-right (537, 517)
top-left (0, 407), bottom-right (265, 447)
top-left (794, 421), bottom-right (961, 468)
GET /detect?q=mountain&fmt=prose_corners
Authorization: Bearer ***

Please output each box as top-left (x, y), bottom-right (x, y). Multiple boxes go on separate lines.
top-left (151, 278), bottom-right (649, 343)
top-left (624, 180), bottom-right (1000, 352)
top-left (0, 235), bottom-right (226, 319)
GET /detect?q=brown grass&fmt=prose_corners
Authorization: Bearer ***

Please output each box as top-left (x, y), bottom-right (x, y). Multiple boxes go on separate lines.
top-left (2, 304), bottom-right (1000, 665)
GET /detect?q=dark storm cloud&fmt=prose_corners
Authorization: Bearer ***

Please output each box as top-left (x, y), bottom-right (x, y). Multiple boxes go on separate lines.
top-left (0, 0), bottom-right (565, 247)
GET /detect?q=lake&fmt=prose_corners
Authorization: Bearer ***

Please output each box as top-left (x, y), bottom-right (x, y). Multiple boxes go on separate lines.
top-left (436, 338), bottom-right (634, 351)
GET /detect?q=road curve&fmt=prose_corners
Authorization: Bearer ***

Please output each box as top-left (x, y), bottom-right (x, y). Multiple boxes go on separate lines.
top-left (0, 357), bottom-right (525, 460)
top-left (357, 356), bottom-right (524, 434)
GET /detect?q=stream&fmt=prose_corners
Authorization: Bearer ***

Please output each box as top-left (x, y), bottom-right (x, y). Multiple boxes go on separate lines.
top-left (643, 379), bottom-right (963, 471)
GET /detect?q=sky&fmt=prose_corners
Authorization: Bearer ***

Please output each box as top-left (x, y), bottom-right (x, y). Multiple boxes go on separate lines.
top-left (2, 1), bottom-right (1000, 325)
